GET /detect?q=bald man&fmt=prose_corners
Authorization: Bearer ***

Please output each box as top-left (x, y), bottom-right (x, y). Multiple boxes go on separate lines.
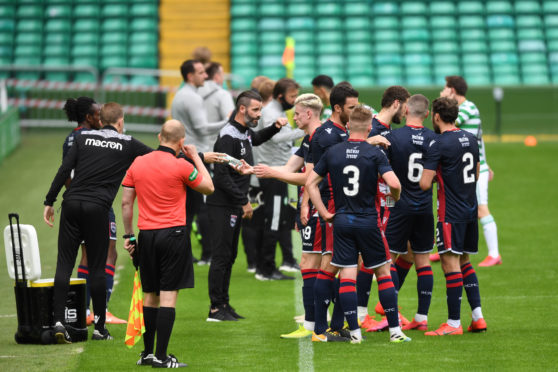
top-left (122, 120), bottom-right (214, 368)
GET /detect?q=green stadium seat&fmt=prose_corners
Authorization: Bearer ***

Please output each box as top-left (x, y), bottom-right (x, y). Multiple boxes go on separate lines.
top-left (260, 54), bottom-right (282, 68)
top-left (486, 15), bottom-right (515, 29)
top-left (318, 54), bottom-right (343, 68)
top-left (15, 44), bottom-right (41, 58)
top-left (434, 53), bottom-right (459, 65)
top-left (349, 75), bottom-right (375, 87)
top-left (488, 28), bottom-right (514, 41)
top-left (352, 30), bottom-right (371, 42)
top-left (522, 63), bottom-right (549, 75)
top-left (517, 28), bottom-right (544, 40)
top-left (44, 57), bottom-right (70, 82)
top-left (231, 19), bottom-right (257, 32)
top-left (101, 44), bottom-right (126, 58)
top-left (129, 75), bottom-right (158, 86)
top-left (294, 42), bottom-right (314, 56)
top-left (129, 43), bottom-right (156, 57)
top-left (520, 53), bottom-right (547, 65)
top-left (17, 20), bottom-right (42, 33)
top-left (549, 40), bottom-right (558, 51)
top-left (130, 3), bottom-right (157, 17)
top-left (545, 16), bottom-right (558, 28)
top-left (317, 17), bottom-right (342, 30)
top-left (546, 28), bottom-right (558, 40)
top-left (490, 52), bottom-right (519, 66)
top-left (464, 64), bottom-right (490, 76)
top-left (459, 16), bottom-right (484, 29)
top-left (287, 3), bottom-right (312, 17)
top-left (490, 40), bottom-right (517, 52)
top-left (349, 17), bottom-right (370, 31)
top-left (401, 2), bottom-right (427, 15)
top-left (493, 74), bottom-right (520, 85)
top-left (101, 55), bottom-right (127, 69)
top-left (549, 52), bottom-right (558, 64)
top-left (375, 43), bottom-right (401, 54)
top-left (231, 67), bottom-right (258, 86)
top-left (403, 16), bottom-right (428, 29)
top-left (344, 2), bottom-right (370, 16)
top-left (260, 32), bottom-right (285, 44)
top-left (17, 5), bottom-right (43, 18)
top-left (46, 5), bottom-right (72, 18)
top-left (317, 43), bottom-right (342, 55)
top-left (317, 31), bottom-right (342, 44)
top-left (518, 40), bottom-right (546, 52)
top-left (102, 32), bottom-right (127, 44)
top-left (432, 41), bottom-right (459, 54)
top-left (102, 4), bottom-right (128, 18)
top-left (295, 55), bottom-right (314, 68)
top-left (103, 74), bottom-right (128, 85)
top-left (346, 43), bottom-right (370, 55)
top-left (464, 53), bottom-right (489, 65)
top-left (16, 33), bottom-right (42, 45)
top-left (14, 57), bottom-right (41, 80)
top-left (522, 73), bottom-right (550, 85)
top-left (287, 17), bottom-right (314, 31)
top-left (46, 19), bottom-right (71, 33)
top-left (129, 56), bottom-right (157, 69)
top-left (261, 66), bottom-right (285, 80)
top-left (0, 33), bottom-right (13, 46)
top-left (72, 44), bottom-right (99, 58)
top-left (260, 42), bottom-right (284, 55)
top-left (458, 2), bottom-right (484, 14)
top-left (74, 4), bottom-right (100, 18)
top-left (46, 32), bottom-right (70, 46)
top-left (232, 55), bottom-right (257, 68)
top-left (72, 56), bottom-right (98, 69)
top-left (258, 18), bottom-right (285, 31)
top-left (404, 42), bottom-right (429, 53)
top-left (373, 3), bottom-right (399, 16)
top-left (430, 16), bottom-right (456, 29)
top-left (544, 1), bottom-right (558, 13)
top-left (461, 29), bottom-right (485, 42)
top-left (402, 29), bottom-right (430, 42)
top-left (293, 68), bottom-right (316, 84)
top-left (131, 18), bottom-right (157, 33)
top-left (377, 73), bottom-right (403, 87)
top-left (404, 54), bottom-right (432, 66)
top-left (486, 1), bottom-right (513, 14)
top-left (348, 55), bottom-right (372, 72)
top-left (0, 5), bottom-right (14, 18)
top-left (375, 54), bottom-right (402, 65)
top-left (516, 16), bottom-right (542, 29)
top-left (374, 17), bottom-right (399, 29)
top-left (374, 30), bottom-right (399, 42)
top-left (429, 2), bottom-right (456, 15)
top-left (103, 18), bottom-right (128, 32)
top-left (316, 3), bottom-right (342, 17)
top-left (44, 44), bottom-right (70, 58)
top-left (73, 19), bottom-right (99, 33)
top-left (434, 63), bottom-right (461, 76)
top-left (259, 3), bottom-right (283, 17)
top-left (434, 28), bottom-right (458, 41)
top-left (515, 1), bottom-right (541, 14)
top-left (0, 19), bottom-right (15, 32)
top-left (231, 3), bottom-right (256, 17)
top-left (463, 73), bottom-right (491, 85)
top-left (0, 45), bottom-right (12, 58)
top-left (461, 41), bottom-right (488, 53)
top-left (406, 74), bottom-right (433, 86)
top-left (289, 31), bottom-right (313, 43)
top-left (231, 32), bottom-right (257, 44)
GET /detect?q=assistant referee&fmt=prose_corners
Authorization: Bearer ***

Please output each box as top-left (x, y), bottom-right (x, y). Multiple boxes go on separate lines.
top-left (122, 120), bottom-right (214, 368)
top-left (44, 102), bottom-right (152, 343)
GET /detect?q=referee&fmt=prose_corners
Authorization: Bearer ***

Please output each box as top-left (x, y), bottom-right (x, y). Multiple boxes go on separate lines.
top-left (44, 102), bottom-right (151, 343)
top-left (122, 120), bottom-right (214, 368)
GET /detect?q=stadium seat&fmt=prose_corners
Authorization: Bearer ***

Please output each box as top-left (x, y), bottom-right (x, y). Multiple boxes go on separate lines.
top-left (317, 43), bottom-right (343, 55)
top-left (17, 20), bottom-right (42, 33)
top-left (288, 3), bottom-right (313, 17)
top-left (72, 44), bottom-right (98, 59)
top-left (520, 53), bottom-right (547, 65)
top-left (260, 42), bottom-right (284, 56)
top-left (260, 54), bottom-right (282, 68)
top-left (316, 3), bottom-right (342, 17)
top-left (45, 19), bottom-right (71, 33)
top-left (463, 74), bottom-right (491, 85)
top-left (15, 45), bottom-right (41, 58)
top-left (101, 44), bottom-right (126, 58)
top-left (16, 33), bottom-right (42, 46)
top-left (431, 16), bottom-right (456, 29)
top-left (403, 16), bottom-right (428, 29)
top-left (402, 29), bottom-right (430, 42)
top-left (434, 53), bottom-right (459, 66)
top-left (0, 5), bottom-right (15, 18)
top-left (0, 33), bottom-right (13, 46)
top-left (406, 73), bottom-right (433, 86)
top-left (352, 30), bottom-right (372, 42)
top-left (101, 32), bottom-right (127, 45)
top-left (289, 31), bottom-right (313, 43)
top-left (129, 56), bottom-right (158, 69)
top-left (464, 53), bottom-right (490, 65)
top-left (260, 66), bottom-right (285, 80)
top-left (260, 32), bottom-right (286, 44)
top-left (0, 45), bottom-right (12, 59)
top-left (14, 56), bottom-right (41, 80)
top-left (317, 17), bottom-right (342, 30)
top-left (486, 1), bottom-right (513, 14)
top-left (129, 43), bottom-right (156, 58)
top-left (344, 2), bottom-right (369, 16)
top-left (432, 41), bottom-right (458, 54)
top-left (231, 32), bottom-right (257, 44)
top-left (17, 5), bottom-right (43, 18)
top-left (102, 19), bottom-right (127, 32)
top-left (375, 54), bottom-right (402, 65)
top-left (131, 18), bottom-right (157, 33)
top-left (348, 55), bottom-right (373, 71)
top-left (130, 3), bottom-right (157, 17)
top-left (515, 1), bottom-right (541, 14)
top-left (72, 56), bottom-right (99, 68)
top-left (231, 19), bottom-right (257, 32)
top-left (517, 29), bottom-right (544, 41)
top-left (372, 2), bottom-right (399, 16)
top-left (493, 74), bottom-right (520, 85)
top-left (522, 73), bottom-right (550, 84)
top-left (458, 2), bottom-right (484, 14)
top-left (546, 28), bottom-right (558, 40)
top-left (543, 1), bottom-right (558, 14)
top-left (258, 18), bottom-right (284, 31)
top-left (73, 19), bottom-right (99, 33)
top-left (259, 3), bottom-right (283, 17)
top-left (434, 28), bottom-right (458, 41)
top-left (349, 75), bottom-right (375, 87)
top-left (129, 75), bottom-right (158, 86)
top-left (459, 16), bottom-right (485, 29)
top-left (461, 41), bottom-right (488, 53)
top-left (374, 17), bottom-right (399, 29)
top-left (374, 30), bottom-right (399, 42)
top-left (488, 29), bottom-right (515, 41)
top-left (486, 15), bottom-right (515, 29)
top-left (231, 3), bottom-right (255, 17)
top-left (349, 17), bottom-right (370, 31)
top-left (317, 31), bottom-right (342, 44)
top-left (516, 16), bottom-right (542, 29)
top-left (295, 55), bottom-right (314, 68)
top-left (429, 2), bottom-right (456, 15)
top-left (102, 4), bottom-right (128, 18)
top-left (434, 63), bottom-right (461, 77)
top-left (490, 40), bottom-right (517, 52)
top-left (44, 57), bottom-right (70, 81)
top-left (375, 43), bottom-right (401, 54)
top-left (0, 19), bottom-right (15, 33)
top-left (101, 56), bottom-right (127, 69)
top-left (46, 33), bottom-right (70, 46)
top-left (44, 44), bottom-right (70, 58)
top-left (518, 40), bottom-right (546, 52)
top-left (346, 43), bottom-right (371, 55)
top-left (401, 2), bottom-right (427, 15)
top-left (46, 5), bottom-right (72, 18)
top-left (405, 42), bottom-right (430, 53)
top-left (549, 40), bottom-right (558, 51)
top-left (74, 4), bottom-right (100, 18)
top-left (287, 17), bottom-right (315, 31)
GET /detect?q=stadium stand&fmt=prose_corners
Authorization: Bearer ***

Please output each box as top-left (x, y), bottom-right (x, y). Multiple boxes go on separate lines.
top-left (230, 0), bottom-right (558, 86)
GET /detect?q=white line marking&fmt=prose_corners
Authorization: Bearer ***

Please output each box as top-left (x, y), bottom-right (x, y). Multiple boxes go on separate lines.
top-left (0, 314), bottom-right (16, 318)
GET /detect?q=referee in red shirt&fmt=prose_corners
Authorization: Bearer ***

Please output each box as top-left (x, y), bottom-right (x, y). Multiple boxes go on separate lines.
top-left (122, 120), bottom-right (214, 368)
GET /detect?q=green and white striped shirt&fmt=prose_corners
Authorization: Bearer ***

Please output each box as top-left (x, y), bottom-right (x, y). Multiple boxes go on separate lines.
top-left (456, 100), bottom-right (489, 172)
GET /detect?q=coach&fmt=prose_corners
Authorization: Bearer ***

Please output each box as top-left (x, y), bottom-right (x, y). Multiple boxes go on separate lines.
top-left (43, 103), bottom-right (151, 343)
top-left (122, 120), bottom-right (214, 368)
top-left (206, 90), bottom-right (288, 321)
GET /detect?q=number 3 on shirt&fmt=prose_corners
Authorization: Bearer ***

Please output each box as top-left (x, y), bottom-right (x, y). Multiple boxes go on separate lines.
top-left (343, 165), bottom-right (360, 196)
top-left (462, 152), bottom-right (475, 184)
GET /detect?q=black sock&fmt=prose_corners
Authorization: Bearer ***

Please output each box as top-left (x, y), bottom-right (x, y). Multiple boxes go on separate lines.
top-left (143, 306), bottom-right (158, 355)
top-left (155, 307), bottom-right (176, 361)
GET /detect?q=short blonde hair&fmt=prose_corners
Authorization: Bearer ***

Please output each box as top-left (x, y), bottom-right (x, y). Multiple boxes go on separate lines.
top-left (257, 78), bottom-right (275, 102)
top-left (294, 93), bottom-right (323, 116)
top-left (100, 102), bottom-right (123, 126)
top-left (349, 105), bottom-right (372, 132)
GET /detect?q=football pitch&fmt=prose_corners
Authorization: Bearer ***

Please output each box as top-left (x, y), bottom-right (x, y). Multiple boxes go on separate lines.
top-left (0, 129), bottom-right (557, 371)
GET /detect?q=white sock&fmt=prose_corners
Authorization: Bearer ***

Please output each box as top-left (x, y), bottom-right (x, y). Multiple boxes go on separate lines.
top-left (389, 326), bottom-right (402, 336)
top-left (480, 215), bottom-right (499, 257)
top-left (414, 313), bottom-right (427, 323)
top-left (350, 328), bottom-right (362, 340)
top-left (86, 309), bottom-right (90, 317)
top-left (472, 307), bottom-right (484, 322)
top-left (357, 306), bottom-right (368, 322)
top-left (447, 319), bottom-right (461, 328)
top-left (303, 321), bottom-right (315, 332)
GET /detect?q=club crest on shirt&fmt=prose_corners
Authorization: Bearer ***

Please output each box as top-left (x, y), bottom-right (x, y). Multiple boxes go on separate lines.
top-left (240, 142), bottom-right (246, 156)
top-left (325, 128), bottom-right (332, 134)
top-left (230, 214), bottom-right (238, 227)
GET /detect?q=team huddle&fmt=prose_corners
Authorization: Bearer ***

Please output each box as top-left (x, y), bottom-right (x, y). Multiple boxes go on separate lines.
top-left (255, 76), bottom-right (492, 344)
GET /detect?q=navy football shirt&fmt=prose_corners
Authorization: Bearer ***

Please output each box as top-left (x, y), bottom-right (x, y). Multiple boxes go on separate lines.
top-left (314, 139), bottom-right (392, 217)
top-left (310, 119), bottom-right (348, 207)
top-left (424, 128), bottom-right (480, 223)
top-left (385, 125), bottom-right (437, 213)
top-left (368, 117), bottom-right (391, 137)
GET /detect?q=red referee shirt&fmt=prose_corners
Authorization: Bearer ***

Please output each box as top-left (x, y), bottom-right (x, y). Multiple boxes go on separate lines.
top-left (122, 146), bottom-right (203, 230)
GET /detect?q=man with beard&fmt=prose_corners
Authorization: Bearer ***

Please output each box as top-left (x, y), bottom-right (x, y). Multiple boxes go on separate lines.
top-left (253, 78), bottom-right (305, 280)
top-left (358, 86), bottom-right (412, 329)
top-left (206, 90), bottom-right (288, 321)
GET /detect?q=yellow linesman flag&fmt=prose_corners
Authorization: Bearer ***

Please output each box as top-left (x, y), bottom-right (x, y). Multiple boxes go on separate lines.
top-left (282, 36), bottom-right (295, 78)
top-left (125, 271), bottom-right (145, 348)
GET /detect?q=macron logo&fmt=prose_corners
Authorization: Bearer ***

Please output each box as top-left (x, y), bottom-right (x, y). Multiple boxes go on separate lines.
top-left (85, 138), bottom-right (123, 151)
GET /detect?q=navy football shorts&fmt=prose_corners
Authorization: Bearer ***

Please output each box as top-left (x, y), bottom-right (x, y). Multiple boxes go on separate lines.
top-left (436, 220), bottom-right (478, 255)
top-left (384, 210), bottom-right (434, 254)
top-left (331, 214), bottom-right (391, 269)
top-left (109, 207), bottom-right (117, 241)
top-left (300, 215), bottom-right (322, 254)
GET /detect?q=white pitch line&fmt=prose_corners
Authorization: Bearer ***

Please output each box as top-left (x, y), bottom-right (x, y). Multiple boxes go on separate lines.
top-left (293, 231), bottom-right (314, 372)
top-left (0, 314), bottom-right (16, 318)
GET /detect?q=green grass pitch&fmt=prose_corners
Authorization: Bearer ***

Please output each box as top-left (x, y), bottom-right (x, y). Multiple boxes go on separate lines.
top-left (0, 128), bottom-right (557, 371)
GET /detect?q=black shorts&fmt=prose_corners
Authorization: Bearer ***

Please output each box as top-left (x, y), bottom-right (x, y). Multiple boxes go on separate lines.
top-left (138, 226), bottom-right (194, 292)
top-left (384, 210), bottom-right (434, 254)
top-left (300, 215), bottom-right (322, 254)
top-left (109, 207), bottom-right (117, 241)
top-left (331, 214), bottom-right (391, 269)
top-left (436, 220), bottom-right (478, 255)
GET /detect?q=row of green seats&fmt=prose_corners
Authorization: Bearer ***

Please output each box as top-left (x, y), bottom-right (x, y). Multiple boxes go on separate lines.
top-left (3, 3), bottom-right (157, 18)
top-left (0, 18), bottom-right (158, 33)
